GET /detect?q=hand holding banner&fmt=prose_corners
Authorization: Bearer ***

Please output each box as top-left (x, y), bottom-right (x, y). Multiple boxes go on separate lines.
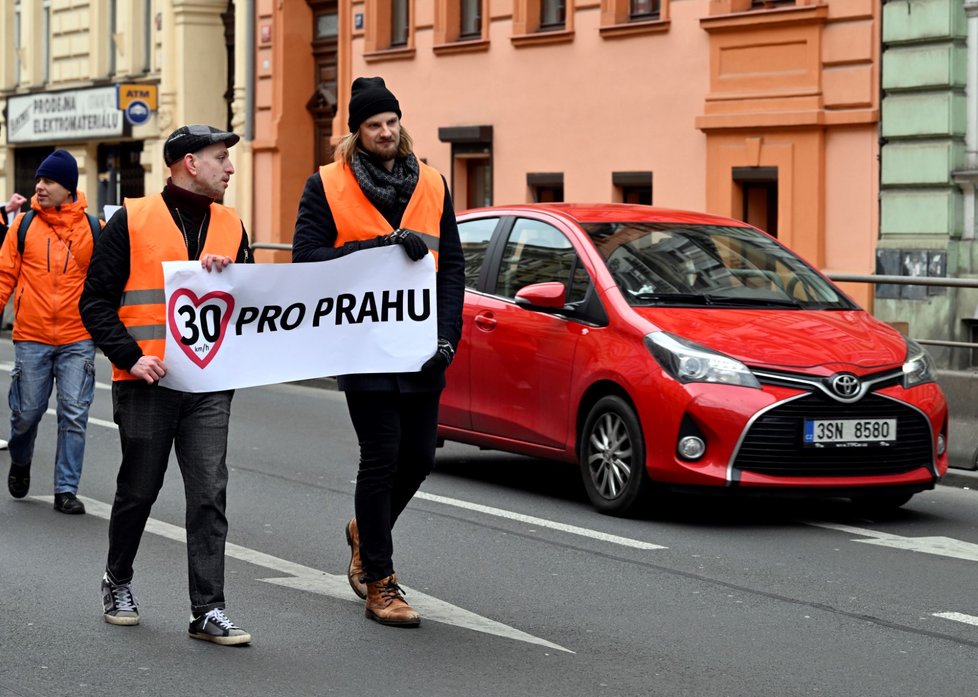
top-left (160, 246), bottom-right (437, 393)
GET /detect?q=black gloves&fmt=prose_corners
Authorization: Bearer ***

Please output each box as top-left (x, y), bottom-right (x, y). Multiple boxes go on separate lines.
top-left (383, 228), bottom-right (429, 261)
top-left (421, 337), bottom-right (456, 373)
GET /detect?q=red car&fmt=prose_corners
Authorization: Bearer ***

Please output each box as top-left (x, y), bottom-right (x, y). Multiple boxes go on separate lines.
top-left (438, 204), bottom-right (948, 516)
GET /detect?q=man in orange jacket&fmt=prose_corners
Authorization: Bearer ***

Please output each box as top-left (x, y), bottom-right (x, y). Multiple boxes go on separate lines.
top-left (1, 150), bottom-right (100, 514)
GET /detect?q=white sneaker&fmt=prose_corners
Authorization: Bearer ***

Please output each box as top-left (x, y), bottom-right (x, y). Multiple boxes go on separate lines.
top-left (0, 439), bottom-right (7, 450)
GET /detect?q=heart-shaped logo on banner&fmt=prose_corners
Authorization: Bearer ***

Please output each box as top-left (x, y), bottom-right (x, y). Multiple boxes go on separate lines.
top-left (167, 289), bottom-right (235, 369)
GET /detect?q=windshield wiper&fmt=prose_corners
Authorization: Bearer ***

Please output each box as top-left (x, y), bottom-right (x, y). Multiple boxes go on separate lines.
top-left (701, 295), bottom-right (803, 308)
top-left (630, 292), bottom-right (714, 306)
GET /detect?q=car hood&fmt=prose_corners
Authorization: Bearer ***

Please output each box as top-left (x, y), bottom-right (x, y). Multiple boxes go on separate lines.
top-left (636, 308), bottom-right (908, 371)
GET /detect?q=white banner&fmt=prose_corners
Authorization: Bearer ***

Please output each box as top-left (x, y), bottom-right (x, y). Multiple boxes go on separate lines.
top-left (159, 247), bottom-right (437, 393)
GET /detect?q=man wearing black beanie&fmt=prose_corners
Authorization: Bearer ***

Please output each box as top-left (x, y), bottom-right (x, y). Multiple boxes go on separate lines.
top-left (292, 77), bottom-right (465, 628)
top-left (0, 149), bottom-right (100, 515)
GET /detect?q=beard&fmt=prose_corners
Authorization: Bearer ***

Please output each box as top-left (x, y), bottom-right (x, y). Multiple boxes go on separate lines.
top-left (362, 135), bottom-right (399, 163)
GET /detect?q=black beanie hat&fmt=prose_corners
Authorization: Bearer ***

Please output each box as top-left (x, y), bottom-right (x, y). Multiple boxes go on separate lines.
top-left (35, 150), bottom-right (79, 194)
top-left (347, 77), bottom-right (401, 133)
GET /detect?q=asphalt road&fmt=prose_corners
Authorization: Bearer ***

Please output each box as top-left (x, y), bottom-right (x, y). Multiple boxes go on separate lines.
top-left (2, 338), bottom-right (978, 697)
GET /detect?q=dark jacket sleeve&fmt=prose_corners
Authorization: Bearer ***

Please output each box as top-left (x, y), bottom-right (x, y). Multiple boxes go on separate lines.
top-left (79, 208), bottom-right (143, 371)
top-left (434, 178), bottom-right (465, 349)
top-left (291, 172), bottom-right (384, 263)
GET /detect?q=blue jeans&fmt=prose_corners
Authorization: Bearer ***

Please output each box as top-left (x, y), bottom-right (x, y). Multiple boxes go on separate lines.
top-left (107, 381), bottom-right (234, 615)
top-left (8, 340), bottom-right (96, 494)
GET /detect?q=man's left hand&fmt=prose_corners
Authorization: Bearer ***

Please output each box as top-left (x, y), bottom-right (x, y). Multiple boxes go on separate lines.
top-left (201, 254), bottom-right (233, 272)
top-left (421, 337), bottom-right (456, 373)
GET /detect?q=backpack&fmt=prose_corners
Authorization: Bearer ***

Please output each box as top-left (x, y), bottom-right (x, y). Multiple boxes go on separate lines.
top-left (16, 209), bottom-right (101, 255)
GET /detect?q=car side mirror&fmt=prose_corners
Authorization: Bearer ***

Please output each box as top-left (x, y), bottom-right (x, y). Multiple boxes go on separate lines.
top-left (515, 282), bottom-right (567, 310)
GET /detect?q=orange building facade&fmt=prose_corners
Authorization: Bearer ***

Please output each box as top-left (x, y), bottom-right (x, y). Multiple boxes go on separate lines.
top-left (253, 0), bottom-right (879, 306)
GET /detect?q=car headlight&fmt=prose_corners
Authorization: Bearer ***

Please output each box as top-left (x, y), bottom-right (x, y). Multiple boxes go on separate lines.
top-left (645, 332), bottom-right (760, 388)
top-left (903, 337), bottom-right (937, 388)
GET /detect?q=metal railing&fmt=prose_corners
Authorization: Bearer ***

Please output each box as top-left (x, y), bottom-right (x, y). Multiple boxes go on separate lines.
top-left (826, 273), bottom-right (978, 352)
top-left (251, 242), bottom-right (978, 353)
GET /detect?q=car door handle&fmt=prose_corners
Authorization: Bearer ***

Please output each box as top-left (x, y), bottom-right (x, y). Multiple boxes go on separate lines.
top-left (474, 312), bottom-right (497, 331)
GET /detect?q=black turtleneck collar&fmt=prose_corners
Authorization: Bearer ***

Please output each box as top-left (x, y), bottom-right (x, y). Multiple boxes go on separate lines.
top-left (162, 177), bottom-right (214, 214)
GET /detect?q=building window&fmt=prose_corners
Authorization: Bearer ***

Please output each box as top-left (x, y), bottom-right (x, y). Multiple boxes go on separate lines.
top-left (143, 0), bottom-right (153, 72)
top-left (512, 0), bottom-right (574, 44)
top-left (751, 0), bottom-right (795, 7)
top-left (540, 0), bottom-right (565, 30)
top-left (440, 125), bottom-right (493, 209)
top-left (366, 0), bottom-right (415, 56)
top-left (461, 0), bottom-right (482, 39)
top-left (613, 171), bottom-right (653, 205)
top-left (392, 0), bottom-right (410, 47)
top-left (527, 172), bottom-right (564, 203)
top-left (42, 0), bottom-right (51, 83)
top-left (14, 0), bottom-right (22, 85)
top-left (599, 0), bottom-right (667, 38)
top-left (629, 0), bottom-right (659, 20)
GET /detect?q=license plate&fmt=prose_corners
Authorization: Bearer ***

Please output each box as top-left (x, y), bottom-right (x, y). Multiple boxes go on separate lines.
top-left (803, 418), bottom-right (897, 447)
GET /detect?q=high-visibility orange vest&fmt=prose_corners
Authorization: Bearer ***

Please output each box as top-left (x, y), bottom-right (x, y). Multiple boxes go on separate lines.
top-left (114, 194), bottom-right (242, 381)
top-left (319, 160), bottom-right (444, 267)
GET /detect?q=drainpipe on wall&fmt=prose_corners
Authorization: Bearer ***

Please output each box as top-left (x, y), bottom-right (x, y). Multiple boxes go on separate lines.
top-left (954, 0), bottom-right (978, 240)
top-left (245, 0), bottom-right (254, 141)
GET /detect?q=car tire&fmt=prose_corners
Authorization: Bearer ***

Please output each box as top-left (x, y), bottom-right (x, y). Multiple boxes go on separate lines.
top-left (850, 491), bottom-right (914, 515)
top-left (579, 396), bottom-right (650, 516)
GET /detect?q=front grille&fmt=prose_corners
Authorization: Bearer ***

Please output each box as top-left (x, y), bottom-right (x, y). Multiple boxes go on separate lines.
top-left (732, 394), bottom-right (933, 478)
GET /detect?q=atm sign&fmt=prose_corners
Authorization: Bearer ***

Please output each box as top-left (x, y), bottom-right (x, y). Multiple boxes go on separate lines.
top-left (117, 83), bottom-right (158, 110)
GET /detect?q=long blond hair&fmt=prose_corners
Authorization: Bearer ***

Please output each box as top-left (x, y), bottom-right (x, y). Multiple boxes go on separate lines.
top-left (333, 125), bottom-right (415, 164)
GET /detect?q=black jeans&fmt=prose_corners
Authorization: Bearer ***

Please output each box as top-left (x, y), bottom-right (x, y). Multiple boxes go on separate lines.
top-left (345, 389), bottom-right (440, 582)
top-left (106, 381), bottom-right (234, 615)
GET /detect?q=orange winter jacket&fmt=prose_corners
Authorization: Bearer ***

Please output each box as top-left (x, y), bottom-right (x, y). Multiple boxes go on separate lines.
top-left (0, 191), bottom-right (101, 345)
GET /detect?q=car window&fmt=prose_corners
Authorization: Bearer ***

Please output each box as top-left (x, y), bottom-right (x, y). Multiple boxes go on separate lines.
top-left (492, 218), bottom-right (589, 303)
top-left (583, 223), bottom-right (855, 310)
top-left (458, 218), bottom-right (498, 289)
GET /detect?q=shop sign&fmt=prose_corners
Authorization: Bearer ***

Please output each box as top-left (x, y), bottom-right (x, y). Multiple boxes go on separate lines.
top-left (6, 86), bottom-right (123, 144)
top-left (117, 83), bottom-right (158, 110)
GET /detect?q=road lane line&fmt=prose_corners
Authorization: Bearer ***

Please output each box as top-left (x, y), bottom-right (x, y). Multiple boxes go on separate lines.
top-left (805, 521), bottom-right (978, 563)
top-left (414, 491), bottom-right (666, 550)
top-left (933, 612), bottom-right (978, 626)
top-left (46, 494), bottom-right (573, 654)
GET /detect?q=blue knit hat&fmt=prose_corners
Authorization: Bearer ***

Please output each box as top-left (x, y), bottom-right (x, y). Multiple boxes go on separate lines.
top-left (35, 150), bottom-right (79, 195)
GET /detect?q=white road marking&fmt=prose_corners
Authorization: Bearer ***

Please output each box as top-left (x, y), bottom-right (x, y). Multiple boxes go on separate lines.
top-left (414, 491), bottom-right (666, 551)
top-left (48, 495), bottom-right (573, 654)
top-left (933, 612), bottom-right (978, 626)
top-left (805, 521), bottom-right (978, 563)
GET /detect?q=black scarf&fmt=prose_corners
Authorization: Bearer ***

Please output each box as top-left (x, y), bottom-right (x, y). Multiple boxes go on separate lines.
top-left (351, 150), bottom-right (420, 215)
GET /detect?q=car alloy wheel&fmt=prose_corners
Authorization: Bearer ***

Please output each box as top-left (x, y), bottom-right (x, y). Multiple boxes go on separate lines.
top-left (579, 395), bottom-right (650, 516)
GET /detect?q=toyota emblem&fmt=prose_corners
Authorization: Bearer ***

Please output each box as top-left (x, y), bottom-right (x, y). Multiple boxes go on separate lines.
top-left (830, 373), bottom-right (861, 398)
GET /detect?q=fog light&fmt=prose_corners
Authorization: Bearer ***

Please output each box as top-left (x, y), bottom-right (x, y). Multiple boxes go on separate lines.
top-left (678, 436), bottom-right (706, 460)
top-left (937, 433), bottom-right (946, 456)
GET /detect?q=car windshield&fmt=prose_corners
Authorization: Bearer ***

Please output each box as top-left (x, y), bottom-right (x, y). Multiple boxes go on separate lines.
top-left (581, 223), bottom-right (856, 310)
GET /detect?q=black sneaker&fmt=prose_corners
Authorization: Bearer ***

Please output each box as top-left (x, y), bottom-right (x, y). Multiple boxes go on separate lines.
top-left (188, 608), bottom-right (252, 646)
top-left (7, 462), bottom-right (30, 499)
top-left (101, 572), bottom-right (140, 626)
top-left (54, 492), bottom-right (86, 515)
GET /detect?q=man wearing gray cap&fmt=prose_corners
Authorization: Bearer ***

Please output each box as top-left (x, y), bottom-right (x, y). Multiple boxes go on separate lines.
top-left (80, 124), bottom-right (254, 645)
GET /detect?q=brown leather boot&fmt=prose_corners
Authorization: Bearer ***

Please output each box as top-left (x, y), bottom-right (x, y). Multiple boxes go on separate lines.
top-left (345, 518), bottom-right (367, 599)
top-left (364, 574), bottom-right (421, 627)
